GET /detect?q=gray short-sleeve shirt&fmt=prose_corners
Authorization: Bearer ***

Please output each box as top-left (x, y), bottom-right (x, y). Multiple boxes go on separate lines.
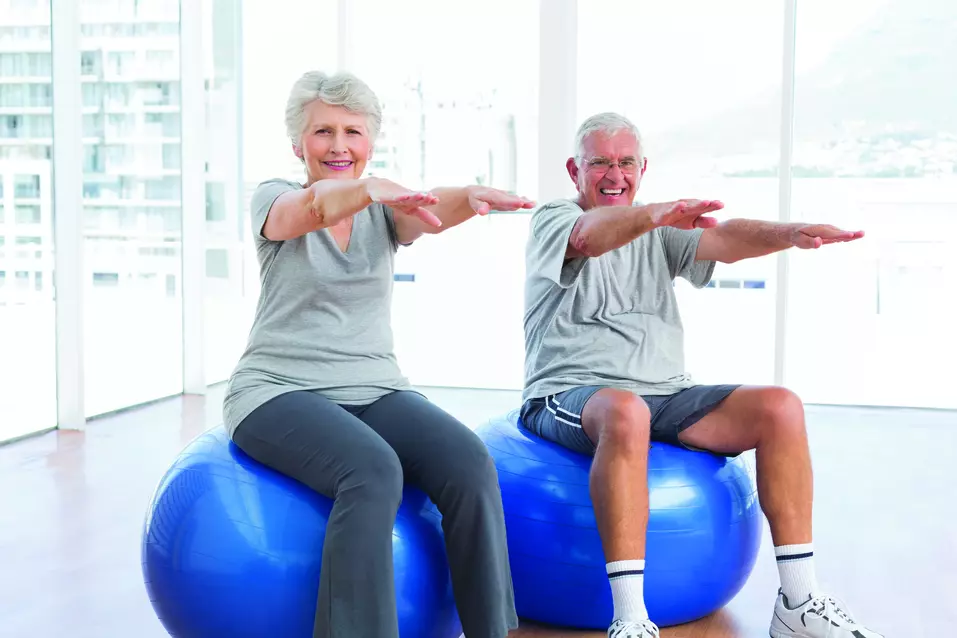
top-left (522, 198), bottom-right (715, 402)
top-left (223, 178), bottom-right (412, 435)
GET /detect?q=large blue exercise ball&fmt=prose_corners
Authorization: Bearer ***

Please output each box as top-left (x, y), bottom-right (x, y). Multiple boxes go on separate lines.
top-left (141, 426), bottom-right (462, 638)
top-left (477, 410), bottom-right (762, 629)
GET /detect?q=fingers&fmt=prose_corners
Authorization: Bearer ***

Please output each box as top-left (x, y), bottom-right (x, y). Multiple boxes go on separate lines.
top-left (794, 232), bottom-right (824, 249)
top-left (410, 206), bottom-right (443, 227)
top-left (472, 192), bottom-right (537, 213)
top-left (680, 199), bottom-right (725, 214)
top-left (390, 192), bottom-right (439, 207)
top-left (802, 226), bottom-right (865, 246)
top-left (471, 199), bottom-right (491, 216)
top-left (650, 199), bottom-right (723, 229)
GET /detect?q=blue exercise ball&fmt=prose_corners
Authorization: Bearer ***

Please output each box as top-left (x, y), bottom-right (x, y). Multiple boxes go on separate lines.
top-left (477, 410), bottom-right (762, 629)
top-left (141, 426), bottom-right (462, 638)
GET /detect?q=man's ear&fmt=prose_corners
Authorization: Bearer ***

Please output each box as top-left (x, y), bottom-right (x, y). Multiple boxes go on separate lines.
top-left (566, 157), bottom-right (579, 185)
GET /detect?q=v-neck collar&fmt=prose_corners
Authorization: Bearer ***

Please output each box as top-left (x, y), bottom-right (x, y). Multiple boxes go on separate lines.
top-left (326, 215), bottom-right (357, 255)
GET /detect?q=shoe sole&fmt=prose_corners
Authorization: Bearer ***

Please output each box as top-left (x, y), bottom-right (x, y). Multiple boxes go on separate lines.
top-left (770, 628), bottom-right (805, 638)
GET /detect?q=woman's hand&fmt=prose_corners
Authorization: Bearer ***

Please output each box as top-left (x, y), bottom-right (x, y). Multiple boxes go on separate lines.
top-left (467, 187), bottom-right (536, 216)
top-left (364, 177), bottom-right (443, 228)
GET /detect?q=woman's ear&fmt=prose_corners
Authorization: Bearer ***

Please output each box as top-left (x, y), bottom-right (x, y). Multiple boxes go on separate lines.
top-left (292, 144), bottom-right (303, 160)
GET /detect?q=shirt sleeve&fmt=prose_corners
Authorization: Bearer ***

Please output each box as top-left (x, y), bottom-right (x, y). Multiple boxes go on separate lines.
top-left (657, 226), bottom-right (716, 288)
top-left (527, 200), bottom-right (587, 288)
top-left (379, 203), bottom-right (404, 252)
top-left (249, 178), bottom-right (302, 241)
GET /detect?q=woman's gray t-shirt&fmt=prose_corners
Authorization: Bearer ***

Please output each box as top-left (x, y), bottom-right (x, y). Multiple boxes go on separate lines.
top-left (223, 178), bottom-right (413, 435)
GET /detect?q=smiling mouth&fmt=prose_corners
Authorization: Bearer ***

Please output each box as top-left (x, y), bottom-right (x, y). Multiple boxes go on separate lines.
top-left (600, 188), bottom-right (624, 196)
top-left (324, 160), bottom-right (353, 170)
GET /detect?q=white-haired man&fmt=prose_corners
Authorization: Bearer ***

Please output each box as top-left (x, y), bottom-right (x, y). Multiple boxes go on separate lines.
top-left (520, 112), bottom-right (880, 638)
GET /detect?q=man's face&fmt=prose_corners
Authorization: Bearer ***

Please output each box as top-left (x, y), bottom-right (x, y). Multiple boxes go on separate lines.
top-left (566, 129), bottom-right (647, 210)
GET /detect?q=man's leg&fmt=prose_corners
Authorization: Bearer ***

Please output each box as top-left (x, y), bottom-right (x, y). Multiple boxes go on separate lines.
top-left (579, 389), bottom-right (658, 637)
top-left (675, 385), bottom-right (811, 547)
top-left (522, 387), bottom-right (659, 637)
top-left (673, 385), bottom-right (815, 602)
top-left (671, 385), bottom-right (883, 637)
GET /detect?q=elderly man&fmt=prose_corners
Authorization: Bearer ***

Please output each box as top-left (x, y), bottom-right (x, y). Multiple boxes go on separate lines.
top-left (520, 112), bottom-right (879, 638)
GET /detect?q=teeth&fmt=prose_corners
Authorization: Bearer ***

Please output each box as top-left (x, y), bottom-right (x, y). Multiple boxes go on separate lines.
top-left (600, 189), bottom-right (623, 195)
top-left (327, 161), bottom-right (351, 166)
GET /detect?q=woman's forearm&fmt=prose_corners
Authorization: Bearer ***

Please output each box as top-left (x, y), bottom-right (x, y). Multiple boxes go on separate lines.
top-left (261, 179), bottom-right (373, 241)
top-left (419, 186), bottom-right (478, 232)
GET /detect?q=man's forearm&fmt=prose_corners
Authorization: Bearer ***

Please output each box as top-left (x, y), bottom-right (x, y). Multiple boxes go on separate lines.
top-left (568, 205), bottom-right (657, 258)
top-left (708, 219), bottom-right (801, 261)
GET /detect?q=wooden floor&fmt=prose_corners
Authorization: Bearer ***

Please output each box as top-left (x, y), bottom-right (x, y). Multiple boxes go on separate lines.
top-left (1, 385), bottom-right (954, 638)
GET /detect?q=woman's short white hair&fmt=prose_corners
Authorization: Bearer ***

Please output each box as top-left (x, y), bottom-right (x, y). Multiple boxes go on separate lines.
top-left (574, 112), bottom-right (644, 160)
top-left (284, 70), bottom-right (383, 147)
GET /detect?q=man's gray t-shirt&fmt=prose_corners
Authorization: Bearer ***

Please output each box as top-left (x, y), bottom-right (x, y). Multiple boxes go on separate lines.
top-left (223, 178), bottom-right (412, 435)
top-left (522, 198), bottom-right (716, 403)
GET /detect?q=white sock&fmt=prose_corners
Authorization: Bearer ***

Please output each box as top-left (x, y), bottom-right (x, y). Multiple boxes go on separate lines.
top-left (775, 543), bottom-right (820, 607)
top-left (606, 559), bottom-right (648, 622)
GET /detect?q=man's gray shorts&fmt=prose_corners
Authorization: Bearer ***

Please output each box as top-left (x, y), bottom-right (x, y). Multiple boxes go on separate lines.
top-left (519, 384), bottom-right (741, 457)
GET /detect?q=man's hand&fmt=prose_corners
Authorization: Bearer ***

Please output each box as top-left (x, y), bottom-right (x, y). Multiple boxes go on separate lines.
top-left (467, 186), bottom-right (536, 216)
top-left (790, 224), bottom-right (865, 249)
top-left (646, 199), bottom-right (725, 230)
top-left (363, 177), bottom-right (442, 227)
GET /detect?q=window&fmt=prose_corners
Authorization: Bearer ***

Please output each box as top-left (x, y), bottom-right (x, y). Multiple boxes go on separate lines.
top-left (15, 205), bottom-right (41, 224)
top-left (0, 0), bottom-right (55, 443)
top-left (340, 0), bottom-right (540, 389)
top-left (92, 272), bottom-right (119, 286)
top-left (80, 51), bottom-right (100, 75)
top-left (787, 0), bottom-right (957, 409)
top-left (14, 174), bottom-right (40, 197)
top-left (80, 0), bottom-right (184, 417)
top-left (205, 182), bottom-right (225, 221)
top-left (205, 248), bottom-right (229, 278)
top-left (203, 0), bottom-right (255, 383)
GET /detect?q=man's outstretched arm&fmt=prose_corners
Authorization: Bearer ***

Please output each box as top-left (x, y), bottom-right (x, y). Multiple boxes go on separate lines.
top-left (695, 219), bottom-right (864, 264)
top-left (567, 199), bottom-right (724, 259)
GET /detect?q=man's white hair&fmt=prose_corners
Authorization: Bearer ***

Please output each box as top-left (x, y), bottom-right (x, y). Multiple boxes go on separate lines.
top-left (284, 70), bottom-right (383, 148)
top-left (574, 112), bottom-right (644, 160)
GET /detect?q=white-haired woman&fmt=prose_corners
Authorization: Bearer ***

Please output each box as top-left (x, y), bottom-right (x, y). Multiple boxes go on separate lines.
top-left (223, 71), bottom-right (532, 638)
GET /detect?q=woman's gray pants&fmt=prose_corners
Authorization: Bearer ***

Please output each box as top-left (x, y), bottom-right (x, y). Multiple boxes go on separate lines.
top-left (232, 389), bottom-right (518, 638)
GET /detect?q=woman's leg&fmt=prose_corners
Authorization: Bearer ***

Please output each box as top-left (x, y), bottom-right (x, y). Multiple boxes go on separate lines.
top-left (232, 391), bottom-right (404, 638)
top-left (356, 391), bottom-right (518, 638)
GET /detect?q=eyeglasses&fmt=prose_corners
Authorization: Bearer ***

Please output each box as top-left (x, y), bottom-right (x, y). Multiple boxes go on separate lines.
top-left (581, 157), bottom-right (641, 174)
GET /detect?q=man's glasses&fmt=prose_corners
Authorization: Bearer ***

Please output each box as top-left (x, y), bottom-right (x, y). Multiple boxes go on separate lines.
top-left (582, 157), bottom-right (641, 174)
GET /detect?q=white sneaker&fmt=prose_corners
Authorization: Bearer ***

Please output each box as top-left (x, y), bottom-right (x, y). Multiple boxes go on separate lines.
top-left (769, 589), bottom-right (884, 637)
top-left (607, 618), bottom-right (660, 638)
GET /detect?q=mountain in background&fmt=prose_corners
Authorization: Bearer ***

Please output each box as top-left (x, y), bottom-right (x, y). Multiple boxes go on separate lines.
top-left (656, 0), bottom-right (957, 177)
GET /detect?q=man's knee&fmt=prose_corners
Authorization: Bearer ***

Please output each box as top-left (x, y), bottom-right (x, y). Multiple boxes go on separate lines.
top-left (754, 387), bottom-right (806, 440)
top-left (583, 389), bottom-right (651, 452)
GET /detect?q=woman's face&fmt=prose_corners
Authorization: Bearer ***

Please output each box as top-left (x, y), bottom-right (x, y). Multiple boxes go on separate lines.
top-left (296, 100), bottom-right (373, 183)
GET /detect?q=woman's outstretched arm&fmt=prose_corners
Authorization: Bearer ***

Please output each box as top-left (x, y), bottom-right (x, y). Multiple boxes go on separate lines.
top-left (393, 185), bottom-right (535, 245)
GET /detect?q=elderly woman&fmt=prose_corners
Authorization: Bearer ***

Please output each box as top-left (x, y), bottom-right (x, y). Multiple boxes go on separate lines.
top-left (223, 71), bottom-right (532, 638)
